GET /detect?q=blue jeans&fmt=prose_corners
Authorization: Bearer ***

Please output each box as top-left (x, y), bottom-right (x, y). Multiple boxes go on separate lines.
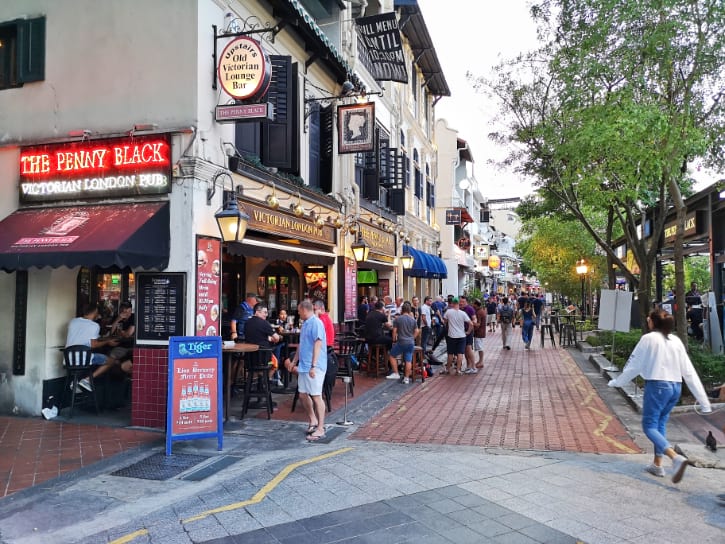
top-left (522, 320), bottom-right (534, 344)
top-left (420, 326), bottom-right (431, 352)
top-left (642, 380), bottom-right (681, 457)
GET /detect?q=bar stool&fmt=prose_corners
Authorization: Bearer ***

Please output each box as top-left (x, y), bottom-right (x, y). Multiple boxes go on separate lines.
top-left (540, 320), bottom-right (556, 348)
top-left (410, 346), bottom-right (425, 383)
top-left (242, 348), bottom-right (274, 419)
top-left (559, 323), bottom-right (576, 347)
top-left (366, 343), bottom-right (389, 378)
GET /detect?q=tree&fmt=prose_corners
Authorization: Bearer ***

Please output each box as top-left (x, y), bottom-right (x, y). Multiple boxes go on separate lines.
top-left (474, 0), bottom-right (725, 337)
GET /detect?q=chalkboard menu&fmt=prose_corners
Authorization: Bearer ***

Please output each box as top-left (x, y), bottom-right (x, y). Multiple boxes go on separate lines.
top-left (136, 272), bottom-right (186, 343)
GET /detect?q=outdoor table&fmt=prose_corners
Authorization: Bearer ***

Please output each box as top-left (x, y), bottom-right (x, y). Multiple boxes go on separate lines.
top-left (221, 342), bottom-right (258, 422)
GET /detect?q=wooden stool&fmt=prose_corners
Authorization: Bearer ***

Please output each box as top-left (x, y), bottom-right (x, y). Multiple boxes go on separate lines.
top-left (367, 343), bottom-right (388, 378)
top-left (410, 346), bottom-right (425, 383)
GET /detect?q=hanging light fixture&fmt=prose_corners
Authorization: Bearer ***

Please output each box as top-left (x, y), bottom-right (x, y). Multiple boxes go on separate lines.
top-left (265, 183), bottom-right (280, 210)
top-left (351, 232), bottom-right (370, 262)
top-left (290, 193), bottom-right (304, 217)
top-left (215, 196), bottom-right (249, 243)
top-left (401, 247), bottom-right (414, 269)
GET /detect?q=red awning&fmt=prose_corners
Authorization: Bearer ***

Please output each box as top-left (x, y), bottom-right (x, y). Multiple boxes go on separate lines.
top-left (0, 202), bottom-right (170, 271)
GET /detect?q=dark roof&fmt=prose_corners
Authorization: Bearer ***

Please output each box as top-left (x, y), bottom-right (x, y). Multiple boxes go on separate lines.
top-left (394, 1), bottom-right (451, 96)
top-left (457, 138), bottom-right (474, 163)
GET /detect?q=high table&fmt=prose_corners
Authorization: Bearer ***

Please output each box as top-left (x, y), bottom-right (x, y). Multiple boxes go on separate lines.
top-left (221, 342), bottom-right (258, 422)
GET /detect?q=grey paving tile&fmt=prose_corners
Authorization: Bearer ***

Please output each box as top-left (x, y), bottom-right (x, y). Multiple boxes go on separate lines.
top-left (472, 501), bottom-right (517, 519)
top-left (434, 525), bottom-right (487, 544)
top-left (426, 497), bottom-right (466, 514)
top-left (446, 507), bottom-right (490, 525)
top-left (468, 518), bottom-right (512, 538)
top-left (518, 523), bottom-right (579, 543)
top-left (265, 520), bottom-right (307, 540)
top-left (497, 512), bottom-right (539, 530)
top-left (490, 531), bottom-right (541, 544)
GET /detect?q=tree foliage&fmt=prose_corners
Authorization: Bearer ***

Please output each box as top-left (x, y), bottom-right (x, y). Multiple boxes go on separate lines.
top-left (473, 0), bottom-right (725, 335)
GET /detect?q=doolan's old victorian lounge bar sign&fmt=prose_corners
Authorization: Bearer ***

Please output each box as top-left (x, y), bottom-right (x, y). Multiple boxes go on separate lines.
top-left (19, 135), bottom-right (171, 203)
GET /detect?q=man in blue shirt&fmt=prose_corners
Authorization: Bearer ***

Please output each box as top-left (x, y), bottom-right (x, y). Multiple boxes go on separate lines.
top-left (230, 292), bottom-right (259, 341)
top-left (285, 300), bottom-right (327, 441)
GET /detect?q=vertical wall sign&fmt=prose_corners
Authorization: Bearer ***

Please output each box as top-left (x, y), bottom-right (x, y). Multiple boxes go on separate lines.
top-left (166, 336), bottom-right (223, 455)
top-left (195, 236), bottom-right (221, 337)
top-left (355, 12), bottom-right (408, 83)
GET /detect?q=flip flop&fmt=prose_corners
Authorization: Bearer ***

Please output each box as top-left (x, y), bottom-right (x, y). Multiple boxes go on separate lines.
top-left (475, 363), bottom-right (484, 369)
top-left (306, 433), bottom-right (326, 442)
top-left (306, 425), bottom-right (318, 435)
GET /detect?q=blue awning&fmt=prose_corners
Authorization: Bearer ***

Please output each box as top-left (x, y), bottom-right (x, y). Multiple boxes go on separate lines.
top-left (403, 245), bottom-right (447, 279)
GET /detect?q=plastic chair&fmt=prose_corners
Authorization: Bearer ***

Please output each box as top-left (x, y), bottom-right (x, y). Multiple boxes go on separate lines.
top-left (61, 345), bottom-right (99, 418)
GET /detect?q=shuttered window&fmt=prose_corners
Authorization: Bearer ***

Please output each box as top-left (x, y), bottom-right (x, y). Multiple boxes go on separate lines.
top-left (0, 16), bottom-right (45, 89)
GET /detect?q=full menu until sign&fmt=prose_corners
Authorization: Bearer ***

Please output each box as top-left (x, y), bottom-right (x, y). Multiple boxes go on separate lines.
top-left (136, 272), bottom-right (186, 343)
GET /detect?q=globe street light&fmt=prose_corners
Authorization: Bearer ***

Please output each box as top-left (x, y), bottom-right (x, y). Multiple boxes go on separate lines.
top-left (576, 259), bottom-right (588, 317)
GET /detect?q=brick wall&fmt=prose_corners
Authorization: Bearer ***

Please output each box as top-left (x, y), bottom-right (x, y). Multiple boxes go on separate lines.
top-left (131, 347), bottom-right (168, 429)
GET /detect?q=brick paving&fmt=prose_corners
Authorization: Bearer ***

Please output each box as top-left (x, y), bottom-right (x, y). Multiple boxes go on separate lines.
top-left (0, 417), bottom-right (160, 497)
top-left (352, 327), bottom-right (640, 454)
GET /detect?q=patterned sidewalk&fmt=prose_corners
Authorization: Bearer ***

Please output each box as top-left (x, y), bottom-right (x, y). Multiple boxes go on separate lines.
top-left (352, 326), bottom-right (640, 454)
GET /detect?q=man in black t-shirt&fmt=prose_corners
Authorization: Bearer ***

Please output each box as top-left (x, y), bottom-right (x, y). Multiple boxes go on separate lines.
top-left (244, 303), bottom-right (282, 382)
top-left (108, 301), bottom-right (135, 374)
top-left (365, 301), bottom-right (392, 347)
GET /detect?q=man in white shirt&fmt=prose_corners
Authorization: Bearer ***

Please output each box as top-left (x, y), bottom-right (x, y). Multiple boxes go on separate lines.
top-left (65, 304), bottom-right (120, 391)
top-left (442, 298), bottom-right (472, 375)
top-left (419, 296), bottom-right (433, 352)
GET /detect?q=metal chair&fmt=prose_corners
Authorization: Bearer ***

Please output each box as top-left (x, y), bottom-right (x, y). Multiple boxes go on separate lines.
top-left (61, 345), bottom-right (99, 418)
top-left (335, 337), bottom-right (357, 397)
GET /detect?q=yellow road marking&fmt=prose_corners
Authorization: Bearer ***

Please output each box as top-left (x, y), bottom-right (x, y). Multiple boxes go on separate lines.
top-left (569, 359), bottom-right (639, 454)
top-left (109, 447), bottom-right (353, 544)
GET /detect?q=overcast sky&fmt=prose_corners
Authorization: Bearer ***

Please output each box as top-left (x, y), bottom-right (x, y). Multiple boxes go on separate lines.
top-left (416, 0), bottom-right (540, 200)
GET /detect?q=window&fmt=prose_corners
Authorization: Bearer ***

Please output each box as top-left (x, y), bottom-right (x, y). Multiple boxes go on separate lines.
top-left (0, 16), bottom-right (45, 90)
top-left (235, 56), bottom-right (299, 173)
top-left (308, 104), bottom-right (333, 193)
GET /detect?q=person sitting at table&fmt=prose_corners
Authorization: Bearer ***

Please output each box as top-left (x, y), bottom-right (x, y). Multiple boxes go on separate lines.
top-left (244, 303), bottom-right (283, 385)
top-left (364, 301), bottom-right (393, 349)
top-left (65, 303), bottom-right (121, 392)
top-left (274, 309), bottom-right (289, 333)
top-left (107, 301), bottom-right (134, 375)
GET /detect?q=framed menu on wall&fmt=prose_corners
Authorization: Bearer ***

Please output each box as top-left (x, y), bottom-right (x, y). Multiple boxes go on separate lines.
top-left (195, 236), bottom-right (222, 337)
top-left (136, 272), bottom-right (186, 344)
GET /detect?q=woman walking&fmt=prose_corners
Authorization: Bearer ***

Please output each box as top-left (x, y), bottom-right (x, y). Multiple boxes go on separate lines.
top-left (608, 308), bottom-right (712, 483)
top-left (519, 301), bottom-right (536, 350)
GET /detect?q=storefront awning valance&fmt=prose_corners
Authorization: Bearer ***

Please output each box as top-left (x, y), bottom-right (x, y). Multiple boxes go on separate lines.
top-left (404, 245), bottom-right (447, 279)
top-left (228, 237), bottom-right (336, 265)
top-left (0, 202), bottom-right (170, 272)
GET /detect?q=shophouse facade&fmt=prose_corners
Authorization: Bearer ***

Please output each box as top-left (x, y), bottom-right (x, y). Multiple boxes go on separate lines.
top-left (0, 0), bottom-right (449, 423)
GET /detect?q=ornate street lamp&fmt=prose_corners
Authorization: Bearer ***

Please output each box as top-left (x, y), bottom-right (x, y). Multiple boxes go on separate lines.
top-left (401, 248), bottom-right (414, 270)
top-left (576, 259), bottom-right (588, 317)
top-left (215, 197), bottom-right (249, 243)
top-left (351, 233), bottom-right (370, 262)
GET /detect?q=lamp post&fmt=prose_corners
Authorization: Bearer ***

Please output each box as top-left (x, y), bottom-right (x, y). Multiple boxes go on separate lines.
top-left (576, 259), bottom-right (588, 317)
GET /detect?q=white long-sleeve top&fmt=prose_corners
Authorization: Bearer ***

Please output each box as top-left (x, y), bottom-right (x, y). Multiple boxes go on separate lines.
top-left (609, 331), bottom-right (711, 412)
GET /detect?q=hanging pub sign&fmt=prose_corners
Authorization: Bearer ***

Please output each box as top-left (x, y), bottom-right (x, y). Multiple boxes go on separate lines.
top-left (338, 103), bottom-right (375, 154)
top-left (19, 135), bottom-right (171, 204)
top-left (217, 36), bottom-right (272, 101)
top-left (355, 12), bottom-right (408, 83)
top-left (488, 255), bottom-right (501, 270)
top-left (445, 208), bottom-right (461, 225)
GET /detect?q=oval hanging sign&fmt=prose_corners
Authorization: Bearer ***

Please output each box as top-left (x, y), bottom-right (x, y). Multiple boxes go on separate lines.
top-left (488, 255), bottom-right (501, 270)
top-left (217, 37), bottom-right (272, 101)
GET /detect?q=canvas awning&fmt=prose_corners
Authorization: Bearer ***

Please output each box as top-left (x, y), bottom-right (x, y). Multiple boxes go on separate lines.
top-left (0, 202), bottom-right (170, 271)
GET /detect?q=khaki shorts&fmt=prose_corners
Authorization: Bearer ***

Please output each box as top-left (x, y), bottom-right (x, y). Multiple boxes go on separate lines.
top-left (486, 314), bottom-right (497, 325)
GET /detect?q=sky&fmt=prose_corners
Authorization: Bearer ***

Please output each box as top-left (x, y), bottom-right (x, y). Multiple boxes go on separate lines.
top-left (415, 0), bottom-right (719, 198)
top-left (416, 0), bottom-right (540, 200)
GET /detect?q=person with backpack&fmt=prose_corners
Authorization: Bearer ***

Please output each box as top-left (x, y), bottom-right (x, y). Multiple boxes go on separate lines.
top-left (498, 296), bottom-right (514, 350)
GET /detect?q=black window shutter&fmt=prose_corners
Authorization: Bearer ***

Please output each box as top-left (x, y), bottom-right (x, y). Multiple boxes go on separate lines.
top-left (389, 188), bottom-right (405, 215)
top-left (18, 17), bottom-right (45, 83)
top-left (427, 181), bottom-right (435, 207)
top-left (235, 121), bottom-right (261, 158)
top-left (414, 167), bottom-right (422, 198)
top-left (362, 168), bottom-right (378, 200)
top-left (319, 104), bottom-right (334, 194)
top-left (308, 104), bottom-right (321, 188)
top-left (262, 56), bottom-right (299, 172)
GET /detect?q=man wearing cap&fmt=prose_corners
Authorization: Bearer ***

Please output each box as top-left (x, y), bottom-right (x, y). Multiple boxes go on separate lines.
top-left (230, 292), bottom-right (259, 341)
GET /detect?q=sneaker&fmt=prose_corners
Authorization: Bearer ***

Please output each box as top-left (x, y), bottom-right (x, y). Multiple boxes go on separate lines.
top-left (525, 344), bottom-right (530, 350)
top-left (69, 382), bottom-right (83, 394)
top-left (456, 370), bottom-right (464, 376)
top-left (464, 368), bottom-right (477, 374)
top-left (386, 373), bottom-right (400, 380)
top-left (402, 377), bottom-right (410, 384)
top-left (78, 378), bottom-right (93, 392)
top-left (645, 464), bottom-right (665, 477)
top-left (671, 455), bottom-right (688, 483)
